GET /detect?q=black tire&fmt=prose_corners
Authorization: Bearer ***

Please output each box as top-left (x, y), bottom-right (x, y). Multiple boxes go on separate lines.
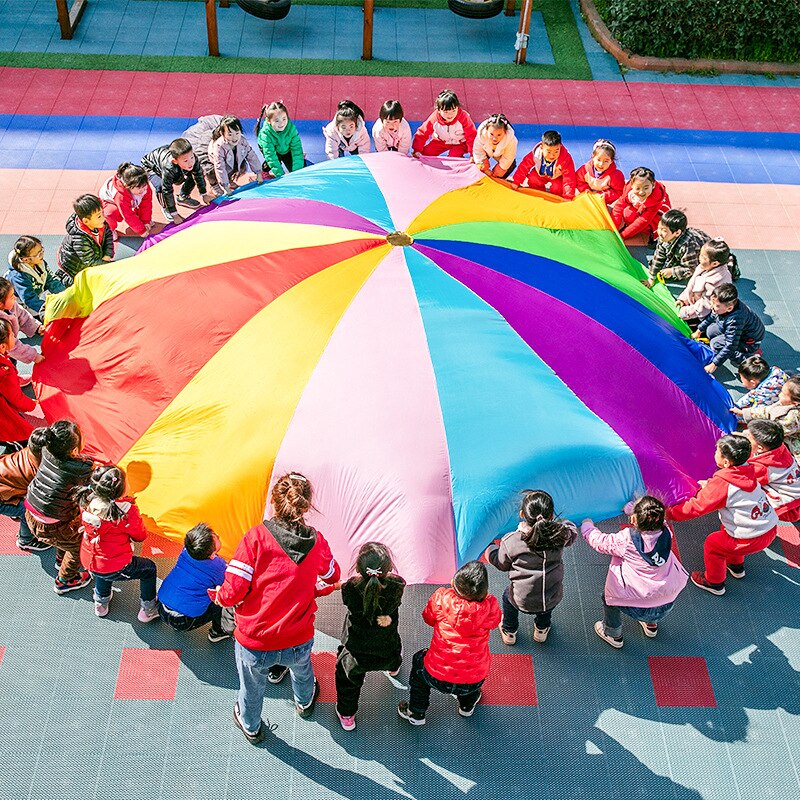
top-left (236, 0), bottom-right (292, 21)
top-left (447, 0), bottom-right (504, 19)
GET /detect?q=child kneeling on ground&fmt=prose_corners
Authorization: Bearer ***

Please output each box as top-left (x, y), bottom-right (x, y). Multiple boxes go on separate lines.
top-left (397, 561), bottom-right (500, 726)
top-left (158, 522), bottom-right (235, 642)
top-left (79, 465), bottom-right (159, 621)
top-left (667, 434), bottom-right (778, 595)
top-left (583, 496), bottom-right (688, 648)
top-left (746, 420), bottom-right (800, 523)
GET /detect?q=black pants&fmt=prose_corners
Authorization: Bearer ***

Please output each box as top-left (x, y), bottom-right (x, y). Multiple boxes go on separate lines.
top-left (335, 645), bottom-right (402, 716)
top-left (149, 172), bottom-right (196, 212)
top-left (159, 602), bottom-right (234, 636)
top-left (501, 586), bottom-right (552, 632)
top-left (408, 649), bottom-right (483, 716)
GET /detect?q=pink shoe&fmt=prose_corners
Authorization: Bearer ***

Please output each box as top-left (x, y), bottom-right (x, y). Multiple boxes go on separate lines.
top-left (137, 602), bottom-right (160, 623)
top-left (337, 711), bottom-right (356, 731)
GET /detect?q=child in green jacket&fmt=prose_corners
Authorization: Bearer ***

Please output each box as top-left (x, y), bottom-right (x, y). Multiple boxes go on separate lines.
top-left (255, 102), bottom-right (306, 179)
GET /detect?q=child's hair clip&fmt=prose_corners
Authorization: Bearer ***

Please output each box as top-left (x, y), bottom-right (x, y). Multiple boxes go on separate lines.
top-left (288, 473), bottom-right (308, 482)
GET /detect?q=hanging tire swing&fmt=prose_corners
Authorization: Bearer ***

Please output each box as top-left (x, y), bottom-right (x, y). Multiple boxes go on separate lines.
top-left (236, 0), bottom-right (292, 21)
top-left (447, 0), bottom-right (504, 19)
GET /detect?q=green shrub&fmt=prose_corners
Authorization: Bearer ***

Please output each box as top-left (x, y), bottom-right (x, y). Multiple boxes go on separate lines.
top-left (596, 0), bottom-right (800, 63)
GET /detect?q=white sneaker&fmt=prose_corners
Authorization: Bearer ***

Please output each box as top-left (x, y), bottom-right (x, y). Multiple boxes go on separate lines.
top-left (533, 626), bottom-right (550, 643)
top-left (638, 621), bottom-right (658, 638)
top-left (594, 620), bottom-right (623, 649)
top-left (94, 599), bottom-right (110, 617)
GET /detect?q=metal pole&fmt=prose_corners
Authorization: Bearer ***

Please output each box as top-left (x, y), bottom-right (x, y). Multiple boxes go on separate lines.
top-left (514, 0), bottom-right (533, 65)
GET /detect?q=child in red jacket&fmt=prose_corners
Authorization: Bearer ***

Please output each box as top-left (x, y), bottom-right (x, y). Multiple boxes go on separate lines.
top-left (412, 89), bottom-right (477, 159)
top-left (667, 434), bottom-right (778, 595)
top-left (100, 163), bottom-right (162, 240)
top-left (78, 465), bottom-right (159, 621)
top-left (0, 318), bottom-right (36, 450)
top-left (575, 138), bottom-right (624, 205)
top-left (611, 167), bottom-right (671, 241)
top-left (746, 420), bottom-right (800, 522)
top-left (397, 561), bottom-right (501, 725)
top-left (511, 130), bottom-right (576, 198)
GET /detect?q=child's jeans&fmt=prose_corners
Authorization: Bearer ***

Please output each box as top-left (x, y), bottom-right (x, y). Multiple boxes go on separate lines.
top-left (703, 527), bottom-right (777, 584)
top-left (602, 596), bottom-right (675, 639)
top-left (419, 140), bottom-right (469, 159)
top-left (235, 637), bottom-right (316, 734)
top-left (335, 645), bottom-right (402, 717)
top-left (159, 601), bottom-right (235, 637)
top-left (705, 322), bottom-right (761, 367)
top-left (0, 501), bottom-right (33, 544)
top-left (25, 513), bottom-right (82, 582)
top-left (408, 649), bottom-right (484, 717)
top-left (92, 555), bottom-right (157, 604)
top-left (501, 586), bottom-right (552, 632)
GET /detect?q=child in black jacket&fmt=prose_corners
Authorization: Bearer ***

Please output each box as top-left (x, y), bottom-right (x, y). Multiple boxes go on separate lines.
top-left (335, 542), bottom-right (405, 731)
top-left (56, 195), bottom-right (114, 284)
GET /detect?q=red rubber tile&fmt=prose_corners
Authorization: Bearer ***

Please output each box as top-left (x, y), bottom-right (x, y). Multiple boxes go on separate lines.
top-left (140, 534), bottom-right (184, 559)
top-left (483, 654), bottom-right (537, 706)
top-left (648, 656), bottom-right (716, 707)
top-left (0, 645), bottom-right (4, 667)
top-left (114, 648), bottom-right (181, 700)
top-left (310, 652), bottom-right (337, 702)
top-left (0, 515), bottom-right (28, 556)
top-left (776, 522), bottom-right (800, 568)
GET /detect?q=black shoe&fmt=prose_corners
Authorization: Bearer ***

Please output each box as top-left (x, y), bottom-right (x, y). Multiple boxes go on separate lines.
top-left (17, 538), bottom-right (52, 552)
top-left (267, 665), bottom-right (289, 684)
top-left (233, 702), bottom-right (265, 744)
top-left (176, 195), bottom-right (201, 209)
top-left (397, 701), bottom-right (426, 726)
top-left (296, 680), bottom-right (320, 719)
top-left (208, 629), bottom-right (232, 643)
top-left (727, 563), bottom-right (746, 579)
top-left (458, 691), bottom-right (482, 718)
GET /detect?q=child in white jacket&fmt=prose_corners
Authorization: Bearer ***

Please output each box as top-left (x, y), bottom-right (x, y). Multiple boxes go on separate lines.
top-left (371, 100), bottom-right (411, 155)
top-left (473, 114), bottom-right (518, 179)
top-left (676, 239), bottom-right (733, 322)
top-left (323, 101), bottom-right (371, 159)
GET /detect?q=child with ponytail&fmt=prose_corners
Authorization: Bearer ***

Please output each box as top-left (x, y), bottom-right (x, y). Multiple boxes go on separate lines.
top-left (485, 489), bottom-right (577, 644)
top-left (100, 162), bottom-right (160, 239)
top-left (335, 542), bottom-right (406, 731)
top-left (78, 465), bottom-right (159, 621)
top-left (255, 102), bottom-right (306, 178)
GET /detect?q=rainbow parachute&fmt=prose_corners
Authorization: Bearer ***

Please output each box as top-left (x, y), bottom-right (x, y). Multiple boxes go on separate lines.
top-left (37, 154), bottom-right (734, 583)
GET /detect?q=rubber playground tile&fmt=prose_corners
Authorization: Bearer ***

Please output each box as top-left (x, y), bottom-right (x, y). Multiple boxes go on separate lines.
top-left (649, 656), bottom-right (717, 708)
top-left (482, 653), bottom-right (538, 705)
top-left (0, 515), bottom-right (27, 555)
top-left (114, 647), bottom-right (181, 700)
top-left (776, 522), bottom-right (800, 568)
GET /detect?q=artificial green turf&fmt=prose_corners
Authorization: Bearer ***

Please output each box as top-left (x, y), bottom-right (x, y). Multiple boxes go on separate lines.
top-left (2, 0), bottom-right (591, 79)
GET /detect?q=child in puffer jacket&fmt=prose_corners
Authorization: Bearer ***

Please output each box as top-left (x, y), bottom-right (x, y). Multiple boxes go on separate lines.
top-left (78, 464), bottom-right (159, 621)
top-left (397, 561), bottom-right (500, 726)
top-left (485, 489), bottom-right (576, 645)
top-left (582, 496), bottom-right (688, 648)
top-left (323, 100), bottom-right (371, 159)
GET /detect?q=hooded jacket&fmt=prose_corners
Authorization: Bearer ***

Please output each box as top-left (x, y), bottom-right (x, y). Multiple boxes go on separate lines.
top-left (25, 447), bottom-right (93, 522)
top-left (0, 301), bottom-right (40, 363)
top-left (735, 366), bottom-right (789, 410)
top-left (158, 548), bottom-right (228, 618)
top-left (581, 522), bottom-right (688, 608)
top-left (0, 444), bottom-right (39, 503)
top-left (575, 159), bottom-right (625, 205)
top-left (215, 517), bottom-right (340, 651)
top-left (611, 180), bottom-right (671, 240)
top-left (80, 497), bottom-right (147, 574)
top-left (257, 118), bottom-right (305, 176)
top-left (322, 117), bottom-right (372, 160)
top-left (182, 115), bottom-right (222, 174)
top-left (372, 117), bottom-right (412, 155)
top-left (487, 520), bottom-right (577, 612)
top-left (749, 444), bottom-right (800, 516)
top-left (0, 353), bottom-right (35, 443)
top-left (676, 262), bottom-right (733, 320)
top-left (421, 586), bottom-right (501, 684)
top-left (412, 108), bottom-right (477, 152)
top-left (208, 134), bottom-right (262, 192)
top-left (511, 143), bottom-right (577, 198)
top-left (697, 300), bottom-right (766, 368)
top-left (57, 213), bottom-right (114, 279)
top-left (141, 145), bottom-right (207, 214)
top-left (742, 402), bottom-right (800, 457)
top-left (99, 174), bottom-right (153, 236)
top-left (5, 251), bottom-right (64, 315)
top-left (472, 121), bottom-right (518, 172)
top-left (667, 464), bottom-right (778, 539)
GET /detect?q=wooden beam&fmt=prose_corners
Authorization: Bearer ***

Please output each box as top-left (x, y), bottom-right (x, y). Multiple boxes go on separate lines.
top-left (362, 0), bottom-right (374, 60)
top-left (504, 0), bottom-right (516, 16)
top-left (56, 0), bottom-right (88, 40)
top-left (206, 0), bottom-right (221, 57)
top-left (514, 0), bottom-right (533, 65)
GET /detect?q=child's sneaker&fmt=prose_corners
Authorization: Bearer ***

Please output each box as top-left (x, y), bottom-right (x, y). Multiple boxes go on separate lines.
top-left (594, 620), bottom-right (623, 649)
top-left (337, 711), bottom-right (356, 731)
top-left (137, 601), bottom-right (160, 623)
top-left (383, 668), bottom-right (401, 678)
top-left (94, 599), bottom-right (110, 617)
top-left (208, 628), bottom-right (232, 643)
top-left (267, 665), bottom-right (289, 684)
top-left (458, 691), bottom-right (482, 718)
top-left (54, 571), bottom-right (92, 595)
top-left (727, 563), bottom-right (746, 579)
top-left (638, 621), bottom-right (658, 638)
top-left (55, 552), bottom-right (63, 569)
top-left (16, 538), bottom-right (52, 552)
top-left (233, 702), bottom-right (266, 745)
top-left (397, 702), bottom-right (425, 726)
top-left (533, 626), bottom-right (550, 643)
top-left (498, 622), bottom-right (517, 646)
top-left (296, 681), bottom-right (320, 719)
top-left (691, 571), bottom-right (725, 595)
top-left (176, 195), bottom-right (200, 209)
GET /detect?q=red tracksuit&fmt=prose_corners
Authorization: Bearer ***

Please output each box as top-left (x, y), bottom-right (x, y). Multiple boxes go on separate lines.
top-left (750, 444), bottom-right (800, 522)
top-left (575, 160), bottom-right (625, 205)
top-left (511, 145), bottom-right (577, 198)
top-left (412, 108), bottom-right (477, 159)
top-left (611, 180), bottom-right (671, 240)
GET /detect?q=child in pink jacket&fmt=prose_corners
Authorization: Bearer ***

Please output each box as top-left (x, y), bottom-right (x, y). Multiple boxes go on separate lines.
top-left (676, 239), bottom-right (733, 322)
top-left (372, 100), bottom-right (412, 155)
top-left (582, 496), bottom-right (687, 648)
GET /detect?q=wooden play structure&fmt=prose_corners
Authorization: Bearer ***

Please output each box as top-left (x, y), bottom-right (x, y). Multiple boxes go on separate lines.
top-left (58, 0), bottom-right (537, 65)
